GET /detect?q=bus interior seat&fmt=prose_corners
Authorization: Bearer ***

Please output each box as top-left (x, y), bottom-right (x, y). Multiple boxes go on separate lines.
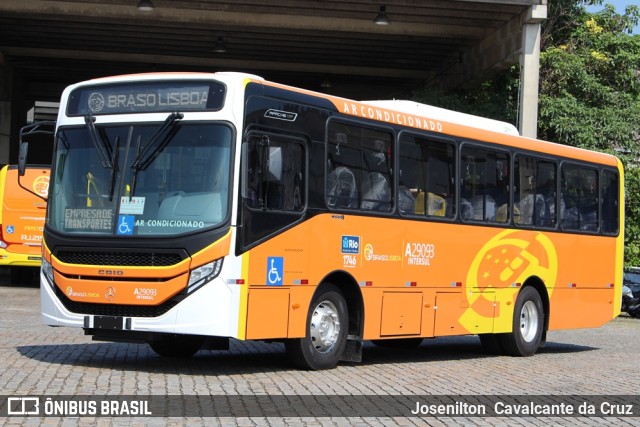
top-left (326, 166), bottom-right (358, 208)
top-left (517, 193), bottom-right (547, 226)
top-left (460, 198), bottom-right (474, 220)
top-left (580, 206), bottom-right (598, 230)
top-left (414, 191), bottom-right (447, 216)
top-left (426, 192), bottom-right (446, 216)
top-left (326, 132), bottom-right (360, 209)
top-left (397, 185), bottom-right (415, 214)
top-left (360, 141), bottom-right (391, 211)
top-left (471, 195), bottom-right (495, 221)
top-left (360, 171), bottom-right (390, 210)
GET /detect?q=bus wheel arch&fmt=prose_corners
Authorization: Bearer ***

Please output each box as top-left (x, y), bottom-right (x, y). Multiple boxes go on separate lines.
top-left (285, 271), bottom-right (363, 370)
top-left (500, 277), bottom-right (549, 356)
top-left (322, 270), bottom-right (364, 344)
top-left (526, 276), bottom-right (550, 346)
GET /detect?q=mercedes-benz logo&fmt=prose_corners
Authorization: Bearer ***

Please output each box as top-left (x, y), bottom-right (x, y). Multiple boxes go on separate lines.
top-left (104, 287), bottom-right (116, 301)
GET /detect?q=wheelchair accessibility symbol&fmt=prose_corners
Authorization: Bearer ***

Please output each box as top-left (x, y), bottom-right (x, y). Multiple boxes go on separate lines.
top-left (117, 215), bottom-right (134, 235)
top-left (266, 257), bottom-right (283, 286)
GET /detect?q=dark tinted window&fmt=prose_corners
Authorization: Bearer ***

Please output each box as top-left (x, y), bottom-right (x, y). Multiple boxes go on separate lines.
top-left (326, 122), bottom-right (393, 212)
top-left (460, 146), bottom-right (510, 223)
top-left (560, 165), bottom-right (598, 231)
top-left (514, 156), bottom-right (557, 227)
top-left (398, 134), bottom-right (455, 218)
top-left (601, 169), bottom-right (619, 235)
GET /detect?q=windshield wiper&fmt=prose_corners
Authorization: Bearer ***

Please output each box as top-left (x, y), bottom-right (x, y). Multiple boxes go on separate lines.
top-left (108, 135), bottom-right (121, 201)
top-left (129, 112), bottom-right (183, 198)
top-left (84, 114), bottom-right (113, 168)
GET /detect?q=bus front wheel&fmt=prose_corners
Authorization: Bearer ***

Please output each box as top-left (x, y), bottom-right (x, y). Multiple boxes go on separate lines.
top-left (500, 286), bottom-right (544, 356)
top-left (285, 285), bottom-right (348, 370)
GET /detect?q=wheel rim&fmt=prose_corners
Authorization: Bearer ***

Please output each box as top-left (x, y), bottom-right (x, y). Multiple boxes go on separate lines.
top-left (519, 300), bottom-right (539, 343)
top-left (309, 300), bottom-right (341, 353)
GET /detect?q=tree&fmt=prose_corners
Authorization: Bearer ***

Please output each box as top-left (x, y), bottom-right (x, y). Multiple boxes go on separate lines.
top-left (539, 2), bottom-right (640, 153)
top-left (413, 1), bottom-right (640, 267)
top-left (538, 1), bottom-right (640, 267)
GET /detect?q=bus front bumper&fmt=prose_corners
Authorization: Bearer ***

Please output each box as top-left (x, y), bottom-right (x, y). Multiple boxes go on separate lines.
top-left (40, 270), bottom-right (242, 339)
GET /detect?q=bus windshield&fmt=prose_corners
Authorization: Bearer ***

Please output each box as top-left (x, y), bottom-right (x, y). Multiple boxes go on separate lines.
top-left (48, 122), bottom-right (232, 236)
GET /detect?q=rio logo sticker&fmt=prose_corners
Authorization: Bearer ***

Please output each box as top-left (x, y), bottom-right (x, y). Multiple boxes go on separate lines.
top-left (459, 230), bottom-right (558, 332)
top-left (267, 257), bottom-right (283, 286)
top-left (342, 235), bottom-right (359, 268)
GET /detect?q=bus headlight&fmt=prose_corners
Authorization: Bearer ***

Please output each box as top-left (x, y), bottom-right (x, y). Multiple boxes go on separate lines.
top-left (187, 259), bottom-right (223, 293)
top-left (41, 258), bottom-right (54, 287)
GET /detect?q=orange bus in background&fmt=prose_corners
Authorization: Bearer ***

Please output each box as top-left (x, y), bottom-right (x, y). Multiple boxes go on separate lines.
top-left (0, 164), bottom-right (49, 284)
top-left (28, 72), bottom-right (624, 370)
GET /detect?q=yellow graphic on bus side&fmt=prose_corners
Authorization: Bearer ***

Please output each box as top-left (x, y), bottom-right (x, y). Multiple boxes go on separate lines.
top-left (460, 230), bottom-right (558, 332)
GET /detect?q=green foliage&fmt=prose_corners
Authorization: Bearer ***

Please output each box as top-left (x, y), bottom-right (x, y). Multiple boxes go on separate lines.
top-left (538, 2), bottom-right (640, 268)
top-left (412, 69), bottom-right (520, 125)
top-left (538, 5), bottom-right (640, 154)
top-left (625, 165), bottom-right (640, 267)
top-left (412, 1), bottom-right (640, 267)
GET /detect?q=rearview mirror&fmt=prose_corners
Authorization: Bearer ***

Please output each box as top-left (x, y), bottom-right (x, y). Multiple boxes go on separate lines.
top-left (18, 142), bottom-right (29, 176)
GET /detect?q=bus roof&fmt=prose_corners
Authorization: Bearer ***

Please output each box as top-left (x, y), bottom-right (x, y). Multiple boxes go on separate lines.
top-left (361, 100), bottom-right (520, 136)
top-left (60, 71), bottom-right (620, 168)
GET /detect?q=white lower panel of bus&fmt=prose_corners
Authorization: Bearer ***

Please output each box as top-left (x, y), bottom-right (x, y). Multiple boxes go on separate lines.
top-left (40, 271), bottom-right (242, 338)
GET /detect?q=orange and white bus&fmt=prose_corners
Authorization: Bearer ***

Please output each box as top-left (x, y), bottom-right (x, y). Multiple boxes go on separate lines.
top-left (0, 164), bottom-right (49, 284)
top-left (27, 72), bottom-right (623, 370)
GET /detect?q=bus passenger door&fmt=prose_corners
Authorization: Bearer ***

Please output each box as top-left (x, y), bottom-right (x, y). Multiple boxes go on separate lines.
top-left (239, 131), bottom-right (306, 252)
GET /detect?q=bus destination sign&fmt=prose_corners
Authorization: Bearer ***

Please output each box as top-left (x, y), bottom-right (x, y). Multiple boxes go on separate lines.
top-left (67, 81), bottom-right (226, 115)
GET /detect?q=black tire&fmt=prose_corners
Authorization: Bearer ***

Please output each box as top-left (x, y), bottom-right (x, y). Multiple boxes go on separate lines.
top-left (500, 286), bottom-right (544, 356)
top-left (371, 338), bottom-right (423, 348)
top-left (10, 267), bottom-right (23, 285)
top-left (478, 333), bottom-right (505, 355)
top-left (10, 267), bottom-right (38, 286)
top-left (285, 285), bottom-right (348, 370)
top-left (149, 334), bottom-right (204, 358)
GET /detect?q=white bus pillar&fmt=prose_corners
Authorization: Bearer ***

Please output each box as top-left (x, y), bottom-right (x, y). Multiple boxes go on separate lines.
top-left (518, 4), bottom-right (547, 139)
top-left (0, 52), bottom-right (11, 164)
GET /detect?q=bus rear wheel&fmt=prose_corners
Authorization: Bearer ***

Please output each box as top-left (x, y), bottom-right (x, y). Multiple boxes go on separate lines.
top-left (149, 334), bottom-right (204, 358)
top-left (500, 286), bottom-right (544, 356)
top-left (285, 285), bottom-right (348, 370)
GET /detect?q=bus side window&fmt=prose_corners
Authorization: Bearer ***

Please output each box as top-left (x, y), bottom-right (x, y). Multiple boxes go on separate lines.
top-left (398, 135), bottom-right (420, 215)
top-left (601, 170), bottom-right (619, 235)
top-left (460, 146), bottom-right (507, 223)
top-left (360, 138), bottom-right (391, 211)
top-left (244, 134), bottom-right (305, 212)
top-left (514, 156), bottom-right (556, 227)
top-left (326, 131), bottom-right (358, 209)
top-left (326, 123), bottom-right (393, 212)
top-left (265, 141), bottom-right (305, 211)
top-left (560, 165), bottom-right (598, 231)
top-left (398, 133), bottom-right (455, 218)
